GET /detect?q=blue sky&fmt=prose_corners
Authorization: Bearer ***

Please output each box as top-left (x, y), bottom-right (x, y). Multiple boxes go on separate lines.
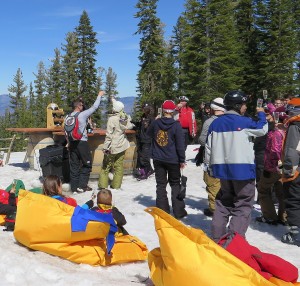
top-left (0, 0), bottom-right (185, 98)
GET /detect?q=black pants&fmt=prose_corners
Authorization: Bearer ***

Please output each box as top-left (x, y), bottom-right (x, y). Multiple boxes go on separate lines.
top-left (255, 150), bottom-right (265, 186)
top-left (153, 160), bottom-right (186, 218)
top-left (283, 176), bottom-right (300, 227)
top-left (182, 128), bottom-right (189, 150)
top-left (69, 140), bottom-right (92, 192)
top-left (0, 203), bottom-right (16, 216)
top-left (138, 143), bottom-right (153, 174)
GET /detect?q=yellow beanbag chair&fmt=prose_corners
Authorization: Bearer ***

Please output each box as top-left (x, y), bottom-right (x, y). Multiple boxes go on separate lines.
top-left (14, 190), bottom-right (148, 266)
top-left (0, 214), bottom-right (5, 225)
top-left (146, 207), bottom-right (300, 286)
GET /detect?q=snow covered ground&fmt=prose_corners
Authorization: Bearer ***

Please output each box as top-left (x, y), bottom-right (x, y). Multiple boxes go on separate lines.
top-left (0, 145), bottom-right (299, 285)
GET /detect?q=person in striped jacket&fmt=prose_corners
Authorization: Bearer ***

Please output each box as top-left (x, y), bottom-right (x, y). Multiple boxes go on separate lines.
top-left (205, 90), bottom-right (267, 242)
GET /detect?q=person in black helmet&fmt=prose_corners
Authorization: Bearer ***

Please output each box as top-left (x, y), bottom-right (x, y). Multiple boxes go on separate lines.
top-left (205, 90), bottom-right (268, 242)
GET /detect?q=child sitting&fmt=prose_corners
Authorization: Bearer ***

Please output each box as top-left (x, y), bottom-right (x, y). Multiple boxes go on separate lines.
top-left (92, 189), bottom-right (128, 235)
top-left (0, 182), bottom-right (18, 231)
top-left (43, 175), bottom-right (94, 209)
top-left (0, 187), bottom-right (17, 217)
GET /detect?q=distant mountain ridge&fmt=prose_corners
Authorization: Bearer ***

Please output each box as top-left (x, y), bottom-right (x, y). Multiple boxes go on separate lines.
top-left (0, 94), bottom-right (136, 117)
top-left (118, 96), bottom-right (136, 115)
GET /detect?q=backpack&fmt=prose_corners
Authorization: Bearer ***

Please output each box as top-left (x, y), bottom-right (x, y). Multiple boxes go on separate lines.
top-left (64, 112), bottom-right (83, 141)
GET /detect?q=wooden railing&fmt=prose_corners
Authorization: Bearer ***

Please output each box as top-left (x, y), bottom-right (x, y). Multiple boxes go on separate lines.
top-left (0, 135), bottom-right (28, 165)
top-left (0, 134), bottom-right (19, 164)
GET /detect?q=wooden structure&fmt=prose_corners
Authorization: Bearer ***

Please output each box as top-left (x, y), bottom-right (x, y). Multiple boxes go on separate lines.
top-left (46, 103), bottom-right (64, 128)
top-left (6, 128), bottom-right (137, 178)
top-left (0, 134), bottom-right (19, 164)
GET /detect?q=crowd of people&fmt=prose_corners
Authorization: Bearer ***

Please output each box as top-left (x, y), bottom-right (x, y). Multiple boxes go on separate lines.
top-left (201, 93), bottom-right (299, 247)
top-left (0, 91), bottom-right (299, 249)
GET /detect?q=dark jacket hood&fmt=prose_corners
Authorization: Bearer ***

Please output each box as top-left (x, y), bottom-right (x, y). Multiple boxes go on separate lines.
top-left (157, 117), bottom-right (177, 130)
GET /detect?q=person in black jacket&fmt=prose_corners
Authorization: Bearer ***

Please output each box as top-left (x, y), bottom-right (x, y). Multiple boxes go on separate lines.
top-left (135, 104), bottom-right (155, 180)
top-left (147, 100), bottom-right (187, 219)
top-left (92, 189), bottom-right (128, 235)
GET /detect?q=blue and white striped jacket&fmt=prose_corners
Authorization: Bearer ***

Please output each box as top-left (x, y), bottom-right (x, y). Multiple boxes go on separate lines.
top-left (205, 110), bottom-right (268, 180)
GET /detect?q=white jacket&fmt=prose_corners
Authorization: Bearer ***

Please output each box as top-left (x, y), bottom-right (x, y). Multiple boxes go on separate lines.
top-left (103, 112), bottom-right (135, 155)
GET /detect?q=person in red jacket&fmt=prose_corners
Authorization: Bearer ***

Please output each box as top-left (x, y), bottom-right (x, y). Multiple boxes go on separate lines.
top-left (175, 96), bottom-right (197, 150)
top-left (0, 188), bottom-right (16, 216)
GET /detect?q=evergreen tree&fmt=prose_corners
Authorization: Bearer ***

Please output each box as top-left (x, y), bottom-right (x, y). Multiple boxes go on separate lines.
top-left (173, 0), bottom-right (207, 106)
top-left (33, 61), bottom-right (48, 127)
top-left (294, 0), bottom-right (300, 91)
top-left (105, 67), bottom-right (118, 98)
top-left (135, 0), bottom-right (167, 111)
top-left (47, 48), bottom-right (63, 107)
top-left (0, 110), bottom-right (12, 150)
top-left (75, 10), bottom-right (99, 106)
top-left (7, 68), bottom-right (27, 125)
top-left (206, 0), bottom-right (245, 97)
top-left (234, 0), bottom-right (258, 96)
top-left (96, 66), bottom-right (105, 91)
top-left (262, 0), bottom-right (299, 97)
top-left (28, 82), bottom-right (35, 127)
top-left (17, 95), bottom-right (30, 127)
top-left (161, 40), bottom-right (177, 100)
top-left (95, 66), bottom-right (105, 127)
top-left (61, 32), bottom-right (79, 111)
top-left (131, 97), bottom-right (142, 123)
top-left (105, 67), bottom-right (118, 110)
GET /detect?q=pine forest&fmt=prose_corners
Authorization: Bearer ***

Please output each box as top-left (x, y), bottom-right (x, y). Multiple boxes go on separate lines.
top-left (1, 0), bottom-right (300, 150)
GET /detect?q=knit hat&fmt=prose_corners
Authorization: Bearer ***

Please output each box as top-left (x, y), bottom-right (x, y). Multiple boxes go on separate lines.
top-left (112, 99), bottom-right (124, 113)
top-left (162, 100), bottom-right (176, 113)
top-left (210, 97), bottom-right (225, 112)
top-left (287, 97), bottom-right (300, 107)
top-left (97, 189), bottom-right (112, 205)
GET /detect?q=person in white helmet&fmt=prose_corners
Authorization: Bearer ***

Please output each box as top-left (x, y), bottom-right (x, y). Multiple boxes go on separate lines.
top-left (198, 98), bottom-right (225, 216)
top-left (175, 96), bottom-right (197, 150)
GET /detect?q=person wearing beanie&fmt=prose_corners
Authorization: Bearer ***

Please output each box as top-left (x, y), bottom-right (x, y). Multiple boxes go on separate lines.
top-left (147, 100), bottom-right (187, 219)
top-left (99, 98), bottom-right (135, 191)
top-left (92, 189), bottom-right (128, 235)
top-left (205, 90), bottom-right (267, 241)
top-left (175, 96), bottom-right (197, 150)
top-left (198, 97), bottom-right (225, 217)
top-left (281, 97), bottom-right (300, 246)
top-left (112, 98), bottom-right (124, 113)
top-left (67, 90), bottom-right (105, 193)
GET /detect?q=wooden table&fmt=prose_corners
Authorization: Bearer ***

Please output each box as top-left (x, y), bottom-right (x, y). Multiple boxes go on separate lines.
top-left (6, 128), bottom-right (137, 178)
